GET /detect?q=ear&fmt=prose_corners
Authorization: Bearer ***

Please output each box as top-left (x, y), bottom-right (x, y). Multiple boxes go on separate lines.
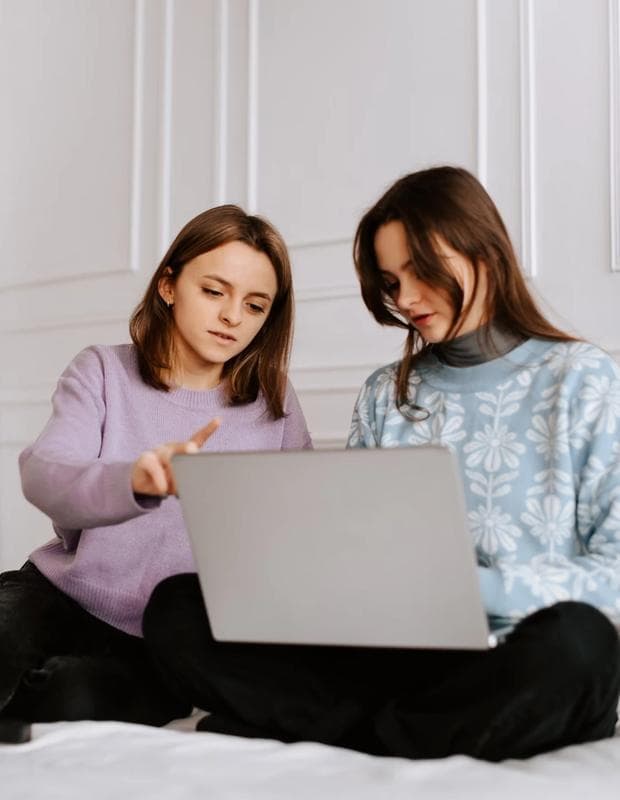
top-left (157, 267), bottom-right (174, 305)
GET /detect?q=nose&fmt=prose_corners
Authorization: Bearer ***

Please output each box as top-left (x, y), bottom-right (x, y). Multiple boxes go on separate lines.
top-left (219, 298), bottom-right (242, 326)
top-left (395, 274), bottom-right (423, 314)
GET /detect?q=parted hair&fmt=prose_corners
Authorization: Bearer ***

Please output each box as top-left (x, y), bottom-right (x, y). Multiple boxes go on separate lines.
top-left (129, 205), bottom-right (294, 419)
top-left (353, 165), bottom-right (574, 414)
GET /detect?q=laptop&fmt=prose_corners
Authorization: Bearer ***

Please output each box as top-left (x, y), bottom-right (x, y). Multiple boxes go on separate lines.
top-left (172, 445), bottom-right (503, 650)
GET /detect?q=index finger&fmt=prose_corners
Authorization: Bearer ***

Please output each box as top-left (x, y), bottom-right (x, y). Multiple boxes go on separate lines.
top-left (189, 418), bottom-right (221, 449)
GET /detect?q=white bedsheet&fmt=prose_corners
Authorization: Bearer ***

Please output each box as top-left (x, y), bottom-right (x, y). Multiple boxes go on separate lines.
top-left (1, 716), bottom-right (619, 799)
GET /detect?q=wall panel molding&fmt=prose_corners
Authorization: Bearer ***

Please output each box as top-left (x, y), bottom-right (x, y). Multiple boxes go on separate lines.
top-left (0, 315), bottom-right (127, 336)
top-left (247, 0), bottom-right (260, 212)
top-left (296, 284), bottom-right (359, 303)
top-left (0, 0), bottom-right (159, 293)
top-left (476, 0), bottom-right (488, 184)
top-left (610, 0), bottom-right (620, 272)
top-left (130, 0), bottom-right (147, 274)
top-left (214, 0), bottom-right (230, 203)
top-left (289, 236), bottom-right (352, 250)
top-left (158, 0), bottom-right (175, 256)
top-left (519, 0), bottom-right (537, 277)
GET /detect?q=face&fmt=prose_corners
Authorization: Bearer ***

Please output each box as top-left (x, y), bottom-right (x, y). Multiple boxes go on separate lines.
top-left (159, 240), bottom-right (278, 386)
top-left (373, 220), bottom-right (487, 343)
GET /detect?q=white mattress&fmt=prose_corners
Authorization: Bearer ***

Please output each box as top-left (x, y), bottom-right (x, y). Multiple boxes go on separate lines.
top-left (1, 714), bottom-right (619, 799)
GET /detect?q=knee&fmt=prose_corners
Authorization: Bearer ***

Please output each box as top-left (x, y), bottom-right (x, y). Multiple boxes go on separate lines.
top-left (517, 601), bottom-right (620, 685)
top-left (142, 573), bottom-right (205, 648)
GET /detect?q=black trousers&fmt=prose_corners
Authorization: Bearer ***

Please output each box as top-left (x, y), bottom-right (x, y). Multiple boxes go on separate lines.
top-left (0, 562), bottom-right (190, 725)
top-left (143, 573), bottom-right (620, 761)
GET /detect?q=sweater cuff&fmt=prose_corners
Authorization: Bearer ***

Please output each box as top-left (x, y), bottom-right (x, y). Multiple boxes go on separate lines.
top-left (103, 461), bottom-right (163, 520)
top-left (134, 493), bottom-right (164, 510)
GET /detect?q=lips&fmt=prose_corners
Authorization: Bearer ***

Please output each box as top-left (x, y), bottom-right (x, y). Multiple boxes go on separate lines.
top-left (412, 313), bottom-right (435, 326)
top-left (208, 330), bottom-right (237, 342)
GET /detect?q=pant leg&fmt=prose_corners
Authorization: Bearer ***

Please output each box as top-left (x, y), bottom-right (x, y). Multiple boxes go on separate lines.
top-left (4, 650), bottom-right (190, 726)
top-left (144, 579), bottom-right (620, 759)
top-left (0, 562), bottom-right (190, 725)
top-left (143, 574), bottom-right (381, 747)
top-left (374, 601), bottom-right (620, 761)
top-left (0, 562), bottom-right (79, 710)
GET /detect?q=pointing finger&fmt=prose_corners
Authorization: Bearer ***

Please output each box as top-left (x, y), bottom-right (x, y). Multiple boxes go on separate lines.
top-left (190, 418), bottom-right (221, 449)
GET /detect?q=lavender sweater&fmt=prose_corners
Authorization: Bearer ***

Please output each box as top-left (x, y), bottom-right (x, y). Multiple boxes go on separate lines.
top-left (19, 344), bottom-right (312, 636)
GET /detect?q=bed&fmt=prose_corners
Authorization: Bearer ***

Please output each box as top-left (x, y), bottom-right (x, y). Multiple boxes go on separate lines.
top-left (1, 712), bottom-right (619, 799)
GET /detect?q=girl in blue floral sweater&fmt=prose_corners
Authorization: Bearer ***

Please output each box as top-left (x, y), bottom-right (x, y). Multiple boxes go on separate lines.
top-left (145, 167), bottom-right (620, 762)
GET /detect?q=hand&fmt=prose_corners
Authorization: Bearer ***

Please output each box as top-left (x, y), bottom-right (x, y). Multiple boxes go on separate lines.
top-left (131, 418), bottom-right (221, 496)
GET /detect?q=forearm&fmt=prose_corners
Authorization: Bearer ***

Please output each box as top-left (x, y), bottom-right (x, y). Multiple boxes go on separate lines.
top-left (19, 449), bottom-right (161, 530)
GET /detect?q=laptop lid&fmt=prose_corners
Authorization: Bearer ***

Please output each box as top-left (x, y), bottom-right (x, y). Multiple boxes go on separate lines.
top-left (173, 445), bottom-right (492, 650)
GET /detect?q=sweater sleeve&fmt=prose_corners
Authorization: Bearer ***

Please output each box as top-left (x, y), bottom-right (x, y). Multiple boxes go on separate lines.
top-left (281, 382), bottom-right (313, 450)
top-left (481, 354), bottom-right (620, 625)
top-left (567, 365), bottom-right (620, 622)
top-left (346, 379), bottom-right (379, 448)
top-left (19, 347), bottom-right (160, 540)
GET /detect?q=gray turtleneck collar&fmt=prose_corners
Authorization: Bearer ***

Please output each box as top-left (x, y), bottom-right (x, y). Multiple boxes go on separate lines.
top-left (433, 322), bottom-right (526, 367)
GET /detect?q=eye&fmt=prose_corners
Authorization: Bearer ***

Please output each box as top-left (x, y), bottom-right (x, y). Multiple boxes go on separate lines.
top-left (247, 302), bottom-right (266, 314)
top-left (203, 288), bottom-right (223, 297)
top-left (384, 279), bottom-right (399, 294)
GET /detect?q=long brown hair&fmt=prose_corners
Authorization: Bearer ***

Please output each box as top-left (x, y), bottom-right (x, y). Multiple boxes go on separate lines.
top-left (130, 205), bottom-right (293, 419)
top-left (353, 166), bottom-right (575, 414)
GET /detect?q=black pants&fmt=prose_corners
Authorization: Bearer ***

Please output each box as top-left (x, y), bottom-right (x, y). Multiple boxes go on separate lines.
top-left (143, 573), bottom-right (620, 761)
top-left (0, 562), bottom-right (190, 725)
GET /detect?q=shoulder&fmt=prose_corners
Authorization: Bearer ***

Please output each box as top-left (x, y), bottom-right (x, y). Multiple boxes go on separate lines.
top-left (360, 360), bottom-right (400, 393)
top-left (538, 340), bottom-right (620, 384)
top-left (64, 343), bottom-right (140, 381)
top-left (353, 360), bottom-right (402, 411)
top-left (57, 345), bottom-right (145, 405)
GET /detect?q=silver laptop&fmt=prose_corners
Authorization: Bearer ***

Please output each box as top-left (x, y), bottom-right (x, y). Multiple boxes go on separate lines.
top-left (173, 445), bottom-right (500, 650)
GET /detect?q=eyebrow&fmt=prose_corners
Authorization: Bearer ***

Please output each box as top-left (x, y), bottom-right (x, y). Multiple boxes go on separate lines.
top-left (201, 274), bottom-right (274, 301)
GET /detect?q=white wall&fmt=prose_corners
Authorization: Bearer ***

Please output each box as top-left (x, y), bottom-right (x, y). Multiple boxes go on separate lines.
top-left (1, 0), bottom-right (619, 569)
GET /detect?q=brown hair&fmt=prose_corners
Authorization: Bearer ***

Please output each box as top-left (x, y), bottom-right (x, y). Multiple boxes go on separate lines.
top-left (129, 205), bottom-right (293, 419)
top-left (353, 166), bottom-right (575, 415)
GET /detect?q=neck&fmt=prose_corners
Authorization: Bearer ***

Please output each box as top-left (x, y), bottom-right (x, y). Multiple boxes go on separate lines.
top-left (433, 322), bottom-right (526, 367)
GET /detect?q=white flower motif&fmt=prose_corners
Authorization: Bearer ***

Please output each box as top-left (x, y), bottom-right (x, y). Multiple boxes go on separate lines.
top-left (402, 391), bottom-right (466, 447)
top-left (579, 374), bottom-right (620, 435)
top-left (545, 342), bottom-right (606, 377)
top-left (506, 554), bottom-right (573, 605)
top-left (526, 412), bottom-right (569, 459)
top-left (521, 496), bottom-right (574, 546)
top-left (527, 468), bottom-right (574, 498)
top-left (468, 504), bottom-right (522, 554)
top-left (463, 423), bottom-right (526, 473)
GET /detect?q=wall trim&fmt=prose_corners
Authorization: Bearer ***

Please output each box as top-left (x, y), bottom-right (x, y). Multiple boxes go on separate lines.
top-left (289, 236), bottom-right (352, 251)
top-left (0, 314), bottom-right (128, 336)
top-left (129, 0), bottom-right (146, 273)
top-left (476, 0), bottom-right (488, 185)
top-left (0, 0), bottom-right (148, 293)
top-left (0, 283), bottom-right (361, 334)
top-left (519, 0), bottom-right (537, 277)
top-left (246, 0), bottom-right (259, 212)
top-left (296, 284), bottom-right (360, 302)
top-left (158, 0), bottom-right (175, 257)
top-left (214, 0), bottom-right (230, 204)
top-left (312, 435), bottom-right (347, 449)
top-left (610, 0), bottom-right (620, 272)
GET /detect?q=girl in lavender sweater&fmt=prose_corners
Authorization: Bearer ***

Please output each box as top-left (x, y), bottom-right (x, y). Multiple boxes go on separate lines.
top-left (0, 205), bottom-right (311, 730)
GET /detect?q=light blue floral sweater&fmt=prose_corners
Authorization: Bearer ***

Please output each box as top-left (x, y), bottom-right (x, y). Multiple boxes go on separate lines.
top-left (347, 338), bottom-right (620, 629)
